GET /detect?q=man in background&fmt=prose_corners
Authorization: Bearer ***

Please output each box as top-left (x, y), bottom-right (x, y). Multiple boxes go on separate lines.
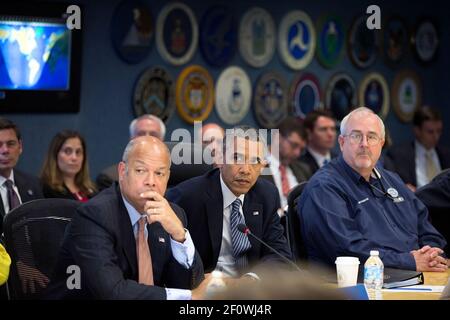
top-left (96, 114), bottom-right (166, 190)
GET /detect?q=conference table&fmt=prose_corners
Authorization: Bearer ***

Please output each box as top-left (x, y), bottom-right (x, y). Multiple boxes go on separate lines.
top-left (381, 269), bottom-right (450, 300)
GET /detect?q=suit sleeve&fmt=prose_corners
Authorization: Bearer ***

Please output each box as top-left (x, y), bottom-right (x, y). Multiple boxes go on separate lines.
top-left (299, 182), bottom-right (416, 270)
top-left (69, 206), bottom-right (167, 300)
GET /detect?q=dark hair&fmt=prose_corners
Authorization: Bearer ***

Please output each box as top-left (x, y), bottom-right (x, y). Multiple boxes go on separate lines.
top-left (413, 106), bottom-right (442, 128)
top-left (279, 117), bottom-right (307, 140)
top-left (0, 117), bottom-right (21, 141)
top-left (303, 110), bottom-right (335, 132)
top-left (40, 130), bottom-right (96, 194)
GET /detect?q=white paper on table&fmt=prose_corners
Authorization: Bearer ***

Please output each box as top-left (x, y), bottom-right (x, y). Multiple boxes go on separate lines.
top-left (382, 285), bottom-right (445, 293)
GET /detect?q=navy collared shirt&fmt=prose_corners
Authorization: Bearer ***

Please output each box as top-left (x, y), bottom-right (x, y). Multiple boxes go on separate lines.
top-left (298, 155), bottom-right (447, 270)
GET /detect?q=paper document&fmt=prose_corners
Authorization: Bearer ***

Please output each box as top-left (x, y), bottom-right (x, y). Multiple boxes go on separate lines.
top-left (382, 285), bottom-right (445, 293)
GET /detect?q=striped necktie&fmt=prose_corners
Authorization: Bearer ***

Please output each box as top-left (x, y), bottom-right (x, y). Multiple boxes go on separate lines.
top-left (230, 198), bottom-right (252, 271)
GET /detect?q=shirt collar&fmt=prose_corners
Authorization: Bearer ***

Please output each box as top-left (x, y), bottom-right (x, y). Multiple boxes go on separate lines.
top-left (0, 170), bottom-right (15, 187)
top-left (337, 155), bottom-right (377, 185)
top-left (415, 140), bottom-right (436, 155)
top-left (121, 194), bottom-right (146, 227)
top-left (219, 173), bottom-right (245, 210)
top-left (308, 147), bottom-right (331, 167)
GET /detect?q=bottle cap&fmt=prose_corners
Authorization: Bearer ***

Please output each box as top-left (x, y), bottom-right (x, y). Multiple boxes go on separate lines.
top-left (370, 250), bottom-right (379, 256)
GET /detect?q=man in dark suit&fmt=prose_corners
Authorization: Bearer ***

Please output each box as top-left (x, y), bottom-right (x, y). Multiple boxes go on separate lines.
top-left (45, 136), bottom-right (206, 299)
top-left (263, 117), bottom-right (311, 209)
top-left (167, 126), bottom-right (292, 278)
top-left (0, 118), bottom-right (43, 233)
top-left (299, 110), bottom-right (338, 175)
top-left (386, 107), bottom-right (450, 191)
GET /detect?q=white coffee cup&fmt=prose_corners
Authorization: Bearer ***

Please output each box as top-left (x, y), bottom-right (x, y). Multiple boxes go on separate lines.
top-left (335, 256), bottom-right (360, 287)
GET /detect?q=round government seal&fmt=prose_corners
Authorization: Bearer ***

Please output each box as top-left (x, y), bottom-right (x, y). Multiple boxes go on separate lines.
top-left (348, 16), bottom-right (379, 69)
top-left (392, 69), bottom-right (422, 123)
top-left (111, 0), bottom-right (154, 64)
top-left (387, 188), bottom-right (399, 198)
top-left (239, 7), bottom-right (276, 68)
top-left (254, 71), bottom-right (288, 128)
top-left (199, 5), bottom-right (237, 67)
top-left (358, 72), bottom-right (389, 120)
top-left (411, 19), bottom-right (439, 64)
top-left (175, 65), bottom-right (214, 124)
top-left (133, 66), bottom-right (175, 122)
top-left (325, 73), bottom-right (357, 121)
top-left (316, 15), bottom-right (345, 69)
top-left (382, 16), bottom-right (408, 65)
top-left (156, 2), bottom-right (198, 66)
top-left (215, 66), bottom-right (251, 125)
top-left (289, 73), bottom-right (322, 120)
top-left (278, 10), bottom-right (316, 70)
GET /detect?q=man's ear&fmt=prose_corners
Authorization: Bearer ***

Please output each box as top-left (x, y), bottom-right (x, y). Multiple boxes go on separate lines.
top-left (118, 162), bottom-right (126, 181)
top-left (338, 135), bottom-right (345, 151)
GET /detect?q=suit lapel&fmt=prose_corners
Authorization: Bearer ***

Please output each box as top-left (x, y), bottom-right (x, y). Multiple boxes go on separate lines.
top-left (116, 189), bottom-right (138, 278)
top-left (205, 171), bottom-right (224, 266)
top-left (242, 191), bottom-right (263, 255)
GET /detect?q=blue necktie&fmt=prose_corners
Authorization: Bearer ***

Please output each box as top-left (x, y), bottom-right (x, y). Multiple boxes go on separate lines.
top-left (230, 198), bottom-right (251, 270)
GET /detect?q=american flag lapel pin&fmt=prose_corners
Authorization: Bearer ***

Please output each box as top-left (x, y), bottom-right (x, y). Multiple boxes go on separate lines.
top-left (158, 237), bottom-right (165, 243)
top-left (253, 211), bottom-right (259, 216)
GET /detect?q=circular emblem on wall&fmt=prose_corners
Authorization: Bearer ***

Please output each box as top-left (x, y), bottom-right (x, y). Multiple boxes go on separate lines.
top-left (156, 2), bottom-right (198, 66)
top-left (411, 19), bottom-right (439, 63)
top-left (215, 66), bottom-right (251, 125)
top-left (316, 15), bottom-right (345, 69)
top-left (199, 5), bottom-right (237, 67)
top-left (254, 71), bottom-right (288, 128)
top-left (278, 10), bottom-right (316, 70)
top-left (289, 73), bottom-right (322, 120)
top-left (392, 69), bottom-right (422, 123)
top-left (325, 73), bottom-right (357, 121)
top-left (111, 0), bottom-right (154, 64)
top-left (382, 16), bottom-right (408, 65)
top-left (358, 73), bottom-right (389, 119)
top-left (133, 66), bottom-right (175, 122)
top-left (175, 65), bottom-right (214, 124)
top-left (348, 16), bottom-right (379, 69)
top-left (239, 7), bottom-right (276, 68)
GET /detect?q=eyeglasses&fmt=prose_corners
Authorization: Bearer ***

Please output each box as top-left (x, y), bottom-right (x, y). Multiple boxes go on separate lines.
top-left (343, 132), bottom-right (381, 146)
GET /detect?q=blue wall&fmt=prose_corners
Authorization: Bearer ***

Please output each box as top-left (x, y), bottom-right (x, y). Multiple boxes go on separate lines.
top-left (4, 0), bottom-right (449, 179)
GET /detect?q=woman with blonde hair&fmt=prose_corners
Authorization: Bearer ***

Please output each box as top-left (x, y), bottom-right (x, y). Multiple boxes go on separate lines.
top-left (41, 130), bottom-right (96, 201)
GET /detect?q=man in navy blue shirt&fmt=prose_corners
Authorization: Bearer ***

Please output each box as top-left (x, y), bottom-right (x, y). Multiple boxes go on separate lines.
top-left (298, 107), bottom-right (448, 271)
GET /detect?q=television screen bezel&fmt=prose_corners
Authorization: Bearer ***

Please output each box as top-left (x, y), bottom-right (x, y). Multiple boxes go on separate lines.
top-left (0, 2), bottom-right (82, 113)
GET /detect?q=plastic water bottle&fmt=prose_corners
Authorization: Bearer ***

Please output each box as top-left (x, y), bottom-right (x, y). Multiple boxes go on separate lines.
top-left (364, 250), bottom-right (384, 299)
top-left (205, 271), bottom-right (226, 298)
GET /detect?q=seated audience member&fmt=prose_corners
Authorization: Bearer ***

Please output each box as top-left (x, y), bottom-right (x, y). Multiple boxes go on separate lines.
top-left (96, 114), bottom-right (166, 190)
top-left (45, 136), bottom-right (206, 299)
top-left (41, 130), bottom-right (96, 201)
top-left (196, 122), bottom-right (224, 167)
top-left (298, 107), bottom-right (448, 272)
top-left (0, 243), bottom-right (10, 286)
top-left (385, 106), bottom-right (450, 191)
top-left (264, 117), bottom-right (311, 209)
top-left (299, 110), bottom-right (338, 175)
top-left (0, 118), bottom-right (43, 233)
top-left (416, 169), bottom-right (450, 255)
top-left (167, 126), bottom-right (292, 278)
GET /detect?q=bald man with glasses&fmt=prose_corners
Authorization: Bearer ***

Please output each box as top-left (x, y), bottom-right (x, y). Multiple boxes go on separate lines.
top-left (298, 107), bottom-right (448, 272)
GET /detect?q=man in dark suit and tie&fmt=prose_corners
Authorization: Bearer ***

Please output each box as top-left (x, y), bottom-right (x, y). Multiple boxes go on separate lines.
top-left (45, 136), bottom-right (206, 299)
top-left (0, 118), bottom-right (43, 234)
top-left (167, 126), bottom-right (292, 278)
top-left (263, 117), bottom-right (311, 209)
top-left (385, 107), bottom-right (450, 191)
top-left (299, 110), bottom-right (338, 175)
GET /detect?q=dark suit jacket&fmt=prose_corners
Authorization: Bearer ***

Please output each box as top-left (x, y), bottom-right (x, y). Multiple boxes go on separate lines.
top-left (298, 149), bottom-right (338, 175)
top-left (44, 184), bottom-right (204, 300)
top-left (166, 169), bottom-right (292, 273)
top-left (0, 169), bottom-right (44, 234)
top-left (385, 142), bottom-right (450, 187)
top-left (262, 160), bottom-right (311, 186)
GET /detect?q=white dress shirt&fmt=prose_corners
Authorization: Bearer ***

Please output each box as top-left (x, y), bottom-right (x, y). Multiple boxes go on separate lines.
top-left (415, 140), bottom-right (442, 188)
top-left (122, 196), bottom-right (194, 300)
top-left (0, 171), bottom-right (23, 215)
top-left (308, 147), bottom-right (331, 168)
top-left (214, 174), bottom-right (246, 278)
top-left (267, 154), bottom-right (299, 208)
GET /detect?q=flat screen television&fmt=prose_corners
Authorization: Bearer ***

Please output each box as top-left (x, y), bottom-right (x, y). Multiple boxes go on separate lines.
top-left (0, 2), bottom-right (81, 113)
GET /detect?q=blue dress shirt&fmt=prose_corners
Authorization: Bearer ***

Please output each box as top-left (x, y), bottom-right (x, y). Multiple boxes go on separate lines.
top-left (298, 156), bottom-right (447, 270)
